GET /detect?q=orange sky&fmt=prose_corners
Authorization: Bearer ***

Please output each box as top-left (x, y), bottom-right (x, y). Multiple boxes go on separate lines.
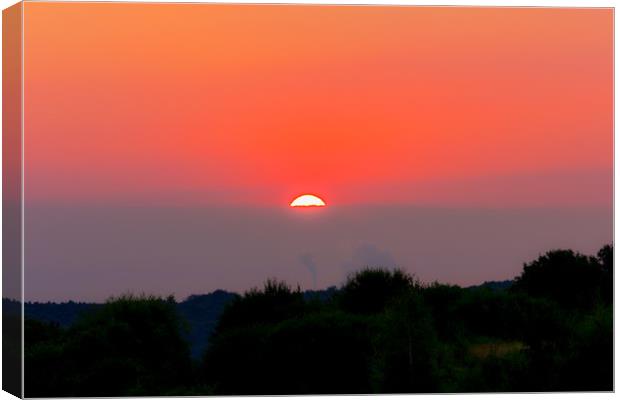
top-left (23, 4), bottom-right (613, 207)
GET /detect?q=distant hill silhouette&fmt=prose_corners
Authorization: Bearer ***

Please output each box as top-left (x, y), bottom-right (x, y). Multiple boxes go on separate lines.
top-left (10, 292), bottom-right (233, 359)
top-left (23, 300), bottom-right (101, 326)
top-left (467, 280), bottom-right (513, 291)
top-left (176, 290), bottom-right (237, 357)
top-left (13, 287), bottom-right (339, 358)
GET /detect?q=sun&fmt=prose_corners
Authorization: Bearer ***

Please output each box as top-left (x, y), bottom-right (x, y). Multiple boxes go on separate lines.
top-left (290, 194), bottom-right (327, 208)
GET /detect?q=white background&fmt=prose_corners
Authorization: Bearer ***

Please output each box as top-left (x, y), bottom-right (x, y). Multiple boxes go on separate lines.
top-left (0, 0), bottom-right (616, 399)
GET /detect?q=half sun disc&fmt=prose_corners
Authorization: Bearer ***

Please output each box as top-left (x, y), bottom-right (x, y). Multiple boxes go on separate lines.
top-left (290, 194), bottom-right (326, 207)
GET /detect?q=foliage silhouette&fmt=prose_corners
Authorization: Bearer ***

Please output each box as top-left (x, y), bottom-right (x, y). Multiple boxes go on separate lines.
top-left (212, 279), bottom-right (306, 335)
top-left (371, 290), bottom-right (441, 392)
top-left (26, 295), bottom-right (193, 397)
top-left (598, 244), bottom-right (613, 305)
top-left (511, 248), bottom-right (607, 309)
top-left (338, 268), bottom-right (419, 314)
top-left (24, 244), bottom-right (613, 395)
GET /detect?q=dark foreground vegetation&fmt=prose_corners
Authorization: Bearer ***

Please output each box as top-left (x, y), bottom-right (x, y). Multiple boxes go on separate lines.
top-left (24, 245), bottom-right (613, 396)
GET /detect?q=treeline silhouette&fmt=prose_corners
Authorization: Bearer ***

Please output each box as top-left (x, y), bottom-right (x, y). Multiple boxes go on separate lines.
top-left (25, 245), bottom-right (613, 396)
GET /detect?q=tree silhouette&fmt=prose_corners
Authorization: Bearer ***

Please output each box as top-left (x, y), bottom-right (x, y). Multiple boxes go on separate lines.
top-left (597, 244), bottom-right (613, 305)
top-left (23, 245), bottom-right (613, 395)
top-left (338, 268), bottom-right (418, 314)
top-left (372, 291), bottom-right (440, 392)
top-left (26, 295), bottom-right (193, 397)
top-left (212, 279), bottom-right (306, 335)
top-left (511, 249), bottom-right (603, 309)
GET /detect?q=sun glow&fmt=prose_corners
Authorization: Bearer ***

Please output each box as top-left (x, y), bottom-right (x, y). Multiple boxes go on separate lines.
top-left (290, 194), bottom-right (327, 207)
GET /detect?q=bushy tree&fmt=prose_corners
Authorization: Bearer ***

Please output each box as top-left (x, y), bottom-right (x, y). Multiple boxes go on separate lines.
top-left (265, 311), bottom-right (374, 394)
top-left (420, 283), bottom-right (466, 342)
top-left (213, 279), bottom-right (306, 335)
top-left (507, 246), bottom-right (613, 391)
top-left (372, 291), bottom-right (440, 392)
top-left (558, 305), bottom-right (613, 391)
top-left (205, 310), bottom-right (374, 395)
top-left (24, 319), bottom-right (66, 397)
top-left (597, 244), bottom-right (613, 305)
top-left (26, 295), bottom-right (193, 397)
top-left (204, 280), bottom-right (310, 394)
top-left (339, 268), bottom-right (418, 314)
top-left (511, 249), bottom-right (603, 309)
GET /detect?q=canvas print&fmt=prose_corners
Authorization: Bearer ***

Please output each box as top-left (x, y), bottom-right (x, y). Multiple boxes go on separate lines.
top-left (2, 2), bottom-right (614, 397)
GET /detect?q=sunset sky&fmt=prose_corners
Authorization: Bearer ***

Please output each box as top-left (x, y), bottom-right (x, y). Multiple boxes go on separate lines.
top-left (21, 3), bottom-right (613, 301)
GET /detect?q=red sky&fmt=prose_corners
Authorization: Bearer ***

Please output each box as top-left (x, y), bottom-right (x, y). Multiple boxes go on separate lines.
top-left (24, 4), bottom-right (613, 207)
